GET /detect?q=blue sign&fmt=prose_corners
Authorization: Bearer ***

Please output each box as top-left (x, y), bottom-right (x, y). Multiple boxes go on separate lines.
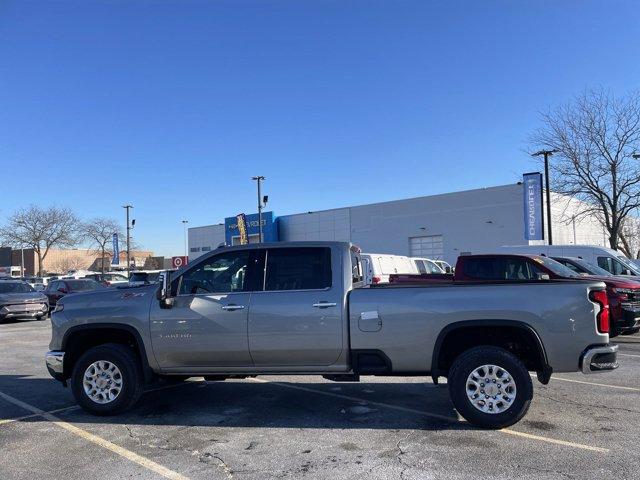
top-left (224, 211), bottom-right (278, 245)
top-left (523, 172), bottom-right (544, 241)
top-left (111, 233), bottom-right (120, 265)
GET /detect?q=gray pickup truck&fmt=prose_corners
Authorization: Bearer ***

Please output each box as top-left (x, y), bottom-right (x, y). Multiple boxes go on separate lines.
top-left (46, 241), bottom-right (618, 428)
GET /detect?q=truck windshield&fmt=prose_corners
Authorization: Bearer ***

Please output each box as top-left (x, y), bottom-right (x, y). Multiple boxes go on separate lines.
top-left (530, 256), bottom-right (581, 278)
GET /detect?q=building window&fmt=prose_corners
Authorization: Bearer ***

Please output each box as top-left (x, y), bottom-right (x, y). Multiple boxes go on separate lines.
top-left (201, 246), bottom-right (211, 252)
top-left (190, 247), bottom-right (200, 253)
top-left (409, 235), bottom-right (443, 259)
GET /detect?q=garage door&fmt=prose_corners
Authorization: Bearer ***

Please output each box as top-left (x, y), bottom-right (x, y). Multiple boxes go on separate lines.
top-left (409, 235), bottom-right (444, 259)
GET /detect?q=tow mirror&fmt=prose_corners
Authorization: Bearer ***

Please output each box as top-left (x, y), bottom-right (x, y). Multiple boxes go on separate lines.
top-left (158, 271), bottom-right (175, 309)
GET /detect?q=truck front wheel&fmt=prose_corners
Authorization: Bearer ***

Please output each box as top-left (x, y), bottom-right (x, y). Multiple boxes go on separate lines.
top-left (70, 343), bottom-right (143, 416)
top-left (448, 346), bottom-right (533, 429)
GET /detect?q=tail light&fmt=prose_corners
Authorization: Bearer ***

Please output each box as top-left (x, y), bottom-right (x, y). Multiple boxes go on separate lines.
top-left (372, 276), bottom-right (381, 284)
top-left (590, 290), bottom-right (610, 334)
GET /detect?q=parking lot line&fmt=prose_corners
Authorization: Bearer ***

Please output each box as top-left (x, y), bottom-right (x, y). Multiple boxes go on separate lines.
top-left (547, 376), bottom-right (640, 392)
top-left (0, 405), bottom-right (80, 427)
top-left (619, 353), bottom-right (640, 358)
top-left (0, 390), bottom-right (190, 480)
top-left (249, 378), bottom-right (609, 453)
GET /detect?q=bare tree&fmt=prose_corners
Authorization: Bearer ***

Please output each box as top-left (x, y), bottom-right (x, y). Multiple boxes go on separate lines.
top-left (82, 218), bottom-right (123, 274)
top-left (0, 206), bottom-right (81, 276)
top-left (530, 89), bottom-right (640, 251)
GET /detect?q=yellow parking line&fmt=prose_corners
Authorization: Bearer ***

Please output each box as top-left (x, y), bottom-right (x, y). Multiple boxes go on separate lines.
top-left (548, 376), bottom-right (640, 392)
top-left (0, 390), bottom-right (190, 480)
top-left (248, 378), bottom-right (609, 453)
top-left (0, 405), bottom-right (80, 426)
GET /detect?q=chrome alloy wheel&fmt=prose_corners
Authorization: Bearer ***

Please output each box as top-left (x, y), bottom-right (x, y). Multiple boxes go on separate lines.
top-left (466, 364), bottom-right (517, 414)
top-left (83, 361), bottom-right (123, 404)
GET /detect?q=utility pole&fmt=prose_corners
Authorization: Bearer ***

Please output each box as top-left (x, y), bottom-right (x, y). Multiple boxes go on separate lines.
top-left (532, 150), bottom-right (558, 245)
top-left (122, 205), bottom-right (133, 278)
top-left (181, 220), bottom-right (189, 257)
top-left (20, 248), bottom-right (24, 277)
top-left (251, 176), bottom-right (266, 242)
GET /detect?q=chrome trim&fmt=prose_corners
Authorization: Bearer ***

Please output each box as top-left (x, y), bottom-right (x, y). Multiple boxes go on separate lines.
top-left (221, 304), bottom-right (245, 311)
top-left (313, 302), bottom-right (337, 308)
top-left (581, 344), bottom-right (618, 374)
top-left (45, 351), bottom-right (65, 374)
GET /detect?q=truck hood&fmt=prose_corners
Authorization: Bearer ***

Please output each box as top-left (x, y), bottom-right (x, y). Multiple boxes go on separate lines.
top-left (582, 275), bottom-right (640, 289)
top-left (0, 292), bottom-right (48, 305)
top-left (60, 284), bottom-right (159, 305)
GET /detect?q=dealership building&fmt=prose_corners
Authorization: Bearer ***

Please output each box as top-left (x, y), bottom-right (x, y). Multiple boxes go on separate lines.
top-left (187, 183), bottom-right (610, 265)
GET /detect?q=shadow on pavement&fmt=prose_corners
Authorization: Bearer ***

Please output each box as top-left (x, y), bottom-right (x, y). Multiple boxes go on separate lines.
top-left (0, 375), bottom-right (467, 431)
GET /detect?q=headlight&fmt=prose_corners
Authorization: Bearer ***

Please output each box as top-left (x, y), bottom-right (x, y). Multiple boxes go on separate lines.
top-left (52, 303), bottom-right (64, 313)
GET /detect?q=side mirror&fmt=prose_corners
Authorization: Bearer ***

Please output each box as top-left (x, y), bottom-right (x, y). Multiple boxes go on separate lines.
top-left (445, 266), bottom-right (452, 274)
top-left (157, 271), bottom-right (175, 309)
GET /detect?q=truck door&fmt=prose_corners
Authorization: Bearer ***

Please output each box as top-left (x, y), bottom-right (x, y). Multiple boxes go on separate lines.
top-left (150, 249), bottom-right (261, 368)
top-left (248, 246), bottom-right (343, 367)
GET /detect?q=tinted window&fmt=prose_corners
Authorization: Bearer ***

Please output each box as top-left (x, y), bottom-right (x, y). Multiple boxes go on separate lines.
top-left (0, 282), bottom-right (33, 293)
top-left (179, 251), bottom-right (251, 294)
top-left (265, 248), bottom-right (331, 291)
top-left (414, 260), bottom-right (427, 274)
top-left (555, 259), bottom-right (583, 274)
top-left (597, 256), bottom-right (629, 275)
top-left (463, 258), bottom-right (541, 280)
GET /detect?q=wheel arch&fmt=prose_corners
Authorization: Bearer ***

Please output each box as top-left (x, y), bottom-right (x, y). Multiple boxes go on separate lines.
top-left (61, 323), bottom-right (155, 383)
top-left (431, 320), bottom-right (551, 383)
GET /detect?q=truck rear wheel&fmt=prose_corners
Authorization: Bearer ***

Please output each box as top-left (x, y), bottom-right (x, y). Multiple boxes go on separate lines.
top-left (448, 346), bottom-right (532, 429)
top-left (70, 343), bottom-right (143, 416)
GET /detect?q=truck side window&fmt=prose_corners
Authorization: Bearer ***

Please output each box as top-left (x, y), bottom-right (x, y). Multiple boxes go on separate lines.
top-left (179, 251), bottom-right (251, 295)
top-left (597, 256), bottom-right (626, 275)
top-left (265, 248), bottom-right (332, 291)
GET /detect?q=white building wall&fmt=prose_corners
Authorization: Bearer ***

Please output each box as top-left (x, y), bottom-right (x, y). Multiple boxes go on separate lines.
top-left (347, 185), bottom-right (525, 263)
top-left (278, 208), bottom-right (351, 242)
top-left (188, 224), bottom-right (225, 261)
top-left (187, 183), bottom-right (619, 265)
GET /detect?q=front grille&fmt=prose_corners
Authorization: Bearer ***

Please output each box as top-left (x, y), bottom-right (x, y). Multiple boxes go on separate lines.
top-left (4, 303), bottom-right (45, 312)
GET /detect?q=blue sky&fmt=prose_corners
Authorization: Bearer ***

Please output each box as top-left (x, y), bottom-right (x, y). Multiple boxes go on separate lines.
top-left (1, 0), bottom-right (639, 256)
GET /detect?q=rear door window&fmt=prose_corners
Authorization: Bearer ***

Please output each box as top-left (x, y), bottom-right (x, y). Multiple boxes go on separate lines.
top-left (265, 248), bottom-right (331, 291)
top-left (463, 258), bottom-right (538, 280)
top-left (414, 260), bottom-right (427, 274)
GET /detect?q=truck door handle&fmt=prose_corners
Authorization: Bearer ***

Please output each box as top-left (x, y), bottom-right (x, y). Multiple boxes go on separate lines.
top-left (313, 302), bottom-right (337, 308)
top-left (222, 304), bottom-right (245, 311)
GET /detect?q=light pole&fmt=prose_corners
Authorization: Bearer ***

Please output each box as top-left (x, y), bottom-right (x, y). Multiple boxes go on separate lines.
top-left (251, 176), bottom-right (266, 242)
top-left (122, 205), bottom-right (133, 277)
top-left (181, 220), bottom-right (189, 257)
top-left (532, 150), bottom-right (558, 244)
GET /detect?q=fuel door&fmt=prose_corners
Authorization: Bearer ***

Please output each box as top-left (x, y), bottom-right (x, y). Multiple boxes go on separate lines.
top-left (359, 310), bottom-right (382, 332)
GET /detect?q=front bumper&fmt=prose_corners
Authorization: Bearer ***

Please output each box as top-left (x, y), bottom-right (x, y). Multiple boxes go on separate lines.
top-left (0, 302), bottom-right (48, 320)
top-left (45, 351), bottom-right (65, 381)
top-left (581, 344), bottom-right (618, 374)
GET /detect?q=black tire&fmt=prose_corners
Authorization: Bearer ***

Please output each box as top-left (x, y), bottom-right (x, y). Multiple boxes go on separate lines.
top-left (448, 346), bottom-right (533, 429)
top-left (70, 343), bottom-right (143, 416)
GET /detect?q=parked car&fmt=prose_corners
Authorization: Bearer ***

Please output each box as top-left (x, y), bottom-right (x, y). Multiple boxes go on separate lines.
top-left (0, 280), bottom-right (48, 322)
top-left (128, 270), bottom-right (166, 286)
top-left (83, 273), bottom-right (129, 287)
top-left (392, 253), bottom-right (640, 337)
top-left (498, 244), bottom-right (640, 277)
top-left (23, 277), bottom-right (46, 291)
top-left (361, 253), bottom-right (417, 284)
top-left (433, 259), bottom-right (454, 273)
top-left (44, 278), bottom-right (105, 312)
top-left (45, 241), bottom-right (617, 429)
top-left (411, 257), bottom-right (445, 274)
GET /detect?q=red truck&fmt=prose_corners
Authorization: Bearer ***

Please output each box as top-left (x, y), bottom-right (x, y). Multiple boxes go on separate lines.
top-left (389, 253), bottom-right (640, 337)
